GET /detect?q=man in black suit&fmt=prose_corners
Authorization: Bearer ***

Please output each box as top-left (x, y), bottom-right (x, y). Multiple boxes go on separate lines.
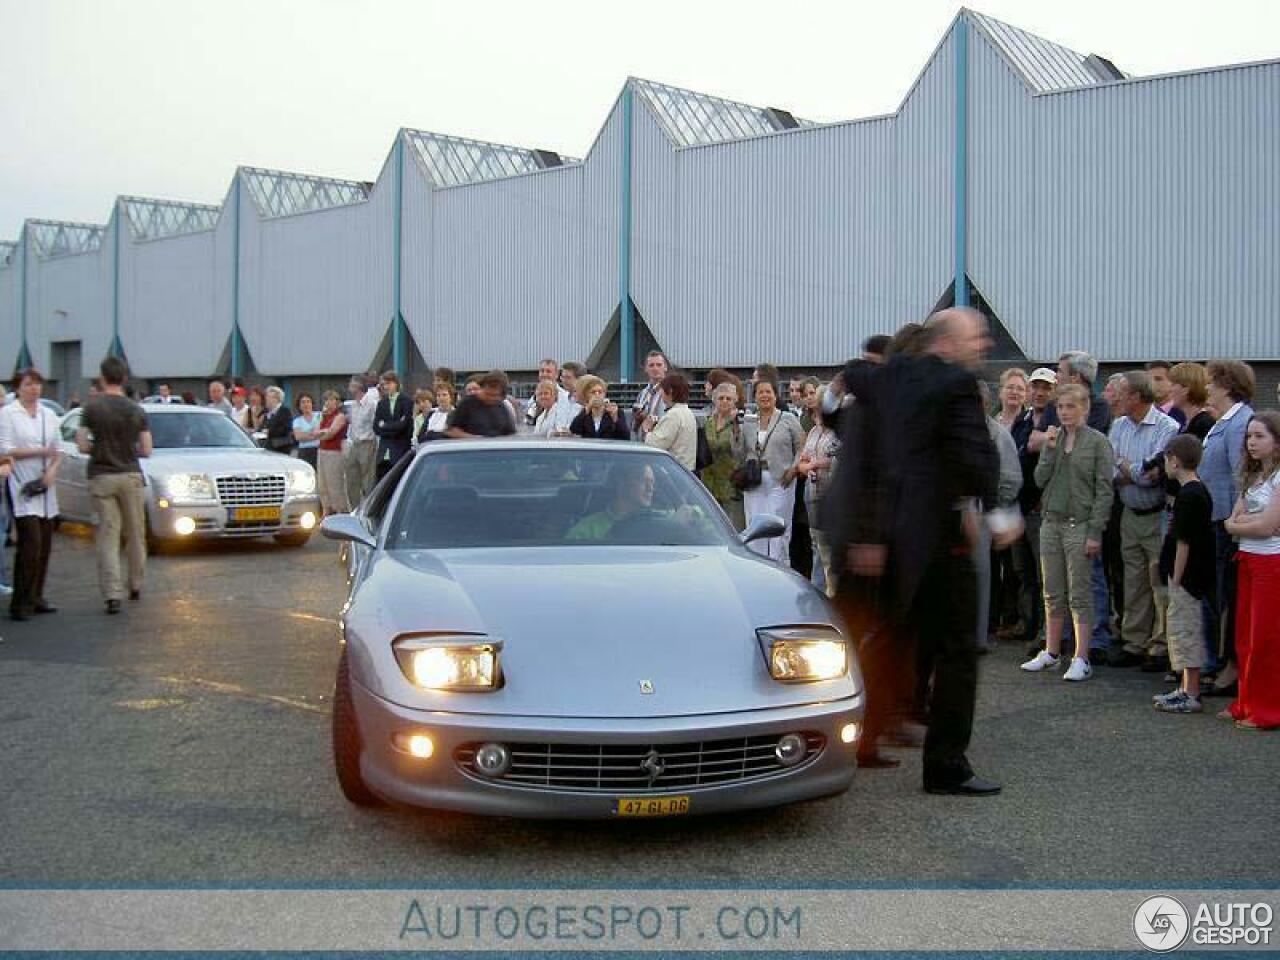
top-left (833, 307), bottom-right (1020, 796)
top-left (373, 370), bottom-right (413, 481)
top-left (262, 386), bottom-right (295, 453)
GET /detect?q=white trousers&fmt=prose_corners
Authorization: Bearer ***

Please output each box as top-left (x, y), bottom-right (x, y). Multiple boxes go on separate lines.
top-left (743, 469), bottom-right (795, 563)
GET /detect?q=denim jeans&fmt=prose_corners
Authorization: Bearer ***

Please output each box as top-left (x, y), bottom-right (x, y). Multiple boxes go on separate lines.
top-left (1090, 553), bottom-right (1112, 651)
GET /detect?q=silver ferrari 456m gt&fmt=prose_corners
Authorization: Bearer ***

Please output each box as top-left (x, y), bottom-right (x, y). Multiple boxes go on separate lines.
top-left (322, 438), bottom-right (863, 818)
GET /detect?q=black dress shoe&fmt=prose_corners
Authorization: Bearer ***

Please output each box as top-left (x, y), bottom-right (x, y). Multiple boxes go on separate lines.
top-left (1108, 650), bottom-right (1142, 668)
top-left (10, 610), bottom-right (31, 622)
top-left (856, 752), bottom-right (902, 769)
top-left (1089, 649), bottom-right (1109, 667)
top-left (925, 775), bottom-right (1002, 796)
top-left (34, 600), bottom-right (57, 614)
top-left (105, 599), bottom-right (121, 615)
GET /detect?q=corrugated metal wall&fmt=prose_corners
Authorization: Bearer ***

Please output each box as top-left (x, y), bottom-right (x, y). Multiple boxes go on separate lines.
top-left (631, 39), bottom-right (953, 369)
top-left (238, 177), bottom-right (390, 376)
top-left (630, 94), bottom-right (681, 356)
top-left (578, 96), bottom-right (624, 360)
top-left (424, 165), bottom-right (585, 370)
top-left (401, 143), bottom-right (433, 366)
top-left (892, 32), bottom-right (956, 328)
top-left (0, 247), bottom-right (21, 376)
top-left (119, 214), bottom-right (221, 378)
top-left (28, 243), bottom-right (110, 379)
top-left (969, 26), bottom-right (1280, 361)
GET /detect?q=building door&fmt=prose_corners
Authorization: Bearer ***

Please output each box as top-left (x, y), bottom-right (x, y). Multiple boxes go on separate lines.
top-left (50, 341), bottom-right (84, 406)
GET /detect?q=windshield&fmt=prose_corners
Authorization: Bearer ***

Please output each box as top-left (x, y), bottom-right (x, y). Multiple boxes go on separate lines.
top-left (387, 449), bottom-right (732, 549)
top-left (149, 411), bottom-right (257, 449)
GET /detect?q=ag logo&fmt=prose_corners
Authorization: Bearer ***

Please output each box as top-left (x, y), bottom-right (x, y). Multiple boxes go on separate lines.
top-left (1134, 896), bottom-right (1190, 952)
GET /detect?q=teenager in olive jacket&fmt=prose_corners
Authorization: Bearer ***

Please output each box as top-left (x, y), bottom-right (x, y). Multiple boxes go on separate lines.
top-left (1021, 384), bottom-right (1115, 682)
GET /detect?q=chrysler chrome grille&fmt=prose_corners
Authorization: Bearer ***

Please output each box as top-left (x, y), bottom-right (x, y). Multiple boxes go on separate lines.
top-left (215, 474), bottom-right (286, 507)
top-left (454, 733), bottom-right (824, 793)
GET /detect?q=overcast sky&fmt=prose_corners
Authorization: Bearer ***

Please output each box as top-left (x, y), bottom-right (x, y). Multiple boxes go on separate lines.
top-left (1, 0), bottom-right (1276, 239)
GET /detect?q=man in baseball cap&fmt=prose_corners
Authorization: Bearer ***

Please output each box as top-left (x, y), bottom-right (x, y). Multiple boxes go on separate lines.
top-left (1013, 366), bottom-right (1061, 657)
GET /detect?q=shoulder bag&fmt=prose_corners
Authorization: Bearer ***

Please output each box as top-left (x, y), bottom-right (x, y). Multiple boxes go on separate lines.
top-left (695, 422), bottom-right (713, 472)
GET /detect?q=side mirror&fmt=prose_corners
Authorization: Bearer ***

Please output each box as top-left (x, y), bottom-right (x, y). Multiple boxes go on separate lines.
top-left (321, 513), bottom-right (376, 550)
top-left (741, 513), bottom-right (786, 545)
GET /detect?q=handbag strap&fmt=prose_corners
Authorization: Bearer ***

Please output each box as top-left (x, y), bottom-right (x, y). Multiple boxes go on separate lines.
top-left (755, 410), bottom-right (779, 457)
top-left (39, 407), bottom-right (50, 512)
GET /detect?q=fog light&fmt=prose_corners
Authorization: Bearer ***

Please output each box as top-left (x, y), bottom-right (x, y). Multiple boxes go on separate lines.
top-left (173, 516), bottom-right (196, 536)
top-left (391, 732), bottom-right (435, 759)
top-left (157, 498), bottom-right (170, 509)
top-left (300, 511), bottom-right (317, 531)
top-left (474, 742), bottom-right (511, 777)
top-left (839, 722), bottom-right (860, 745)
top-left (391, 731), bottom-right (436, 758)
top-left (775, 733), bottom-right (807, 767)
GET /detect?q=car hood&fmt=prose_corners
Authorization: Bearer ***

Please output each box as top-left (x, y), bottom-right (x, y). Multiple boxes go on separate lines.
top-left (143, 447), bottom-right (305, 477)
top-left (347, 546), bottom-right (857, 718)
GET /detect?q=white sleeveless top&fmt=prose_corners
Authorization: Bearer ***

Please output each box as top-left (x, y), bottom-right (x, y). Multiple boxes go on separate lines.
top-left (1239, 473), bottom-right (1280, 556)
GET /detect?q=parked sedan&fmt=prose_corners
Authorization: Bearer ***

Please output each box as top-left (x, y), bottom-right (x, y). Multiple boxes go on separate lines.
top-left (57, 403), bottom-right (321, 548)
top-left (322, 439), bottom-right (863, 818)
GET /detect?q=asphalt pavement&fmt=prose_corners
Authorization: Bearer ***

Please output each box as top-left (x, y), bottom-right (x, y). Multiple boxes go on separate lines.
top-left (1, 529), bottom-right (1276, 886)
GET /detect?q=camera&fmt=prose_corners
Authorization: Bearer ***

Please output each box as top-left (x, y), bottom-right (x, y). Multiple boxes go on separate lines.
top-left (20, 479), bottom-right (48, 499)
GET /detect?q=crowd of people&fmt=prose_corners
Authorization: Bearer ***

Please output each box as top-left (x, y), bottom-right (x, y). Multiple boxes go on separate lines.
top-left (1, 330), bottom-right (1276, 770)
top-left (310, 342), bottom-right (1278, 758)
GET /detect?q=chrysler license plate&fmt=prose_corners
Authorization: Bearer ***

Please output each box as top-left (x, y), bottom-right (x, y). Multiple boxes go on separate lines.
top-left (229, 506), bottom-right (282, 522)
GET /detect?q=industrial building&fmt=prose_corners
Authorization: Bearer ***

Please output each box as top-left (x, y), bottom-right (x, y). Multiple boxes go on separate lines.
top-left (1, 8), bottom-right (1277, 405)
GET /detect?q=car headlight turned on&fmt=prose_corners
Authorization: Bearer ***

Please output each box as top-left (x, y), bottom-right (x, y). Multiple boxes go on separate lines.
top-left (287, 468), bottom-right (316, 495)
top-left (393, 635), bottom-right (501, 691)
top-left (759, 627), bottom-right (848, 683)
top-left (164, 473), bottom-right (216, 501)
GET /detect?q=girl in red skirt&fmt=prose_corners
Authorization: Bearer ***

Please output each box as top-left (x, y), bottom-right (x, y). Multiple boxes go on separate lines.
top-left (1223, 411), bottom-right (1280, 730)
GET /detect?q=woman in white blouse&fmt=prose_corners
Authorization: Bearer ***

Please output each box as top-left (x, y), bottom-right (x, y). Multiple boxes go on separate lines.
top-left (0, 369), bottom-right (64, 620)
top-left (743, 378), bottom-right (805, 563)
top-left (794, 386), bottom-right (840, 593)
top-left (427, 384), bottom-right (455, 436)
top-left (529, 379), bottom-right (579, 438)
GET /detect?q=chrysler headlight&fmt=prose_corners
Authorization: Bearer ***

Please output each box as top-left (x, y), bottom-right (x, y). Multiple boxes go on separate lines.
top-left (759, 627), bottom-right (848, 683)
top-left (287, 468), bottom-right (316, 495)
top-left (393, 636), bottom-right (500, 691)
top-left (164, 473), bottom-right (216, 501)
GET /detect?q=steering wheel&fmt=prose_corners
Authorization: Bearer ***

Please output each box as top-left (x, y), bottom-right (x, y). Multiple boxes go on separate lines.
top-left (606, 508), bottom-right (667, 542)
top-left (606, 508), bottom-right (700, 544)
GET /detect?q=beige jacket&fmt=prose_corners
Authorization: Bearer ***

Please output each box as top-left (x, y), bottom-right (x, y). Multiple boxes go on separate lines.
top-left (645, 403), bottom-right (697, 470)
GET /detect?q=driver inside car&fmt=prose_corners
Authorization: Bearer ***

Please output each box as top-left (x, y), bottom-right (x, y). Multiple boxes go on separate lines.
top-left (566, 460), bottom-right (706, 541)
top-left (566, 461), bottom-right (655, 540)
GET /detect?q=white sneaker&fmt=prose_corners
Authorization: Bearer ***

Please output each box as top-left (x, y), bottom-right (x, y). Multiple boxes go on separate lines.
top-left (1063, 657), bottom-right (1093, 682)
top-left (1021, 650), bottom-right (1060, 672)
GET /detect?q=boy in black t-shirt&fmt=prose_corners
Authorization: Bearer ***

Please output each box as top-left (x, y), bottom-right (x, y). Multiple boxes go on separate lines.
top-left (1154, 434), bottom-right (1215, 714)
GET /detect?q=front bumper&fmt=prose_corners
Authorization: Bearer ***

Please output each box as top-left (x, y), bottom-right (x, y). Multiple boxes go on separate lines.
top-left (148, 494), bottom-right (322, 540)
top-left (351, 680), bottom-right (863, 818)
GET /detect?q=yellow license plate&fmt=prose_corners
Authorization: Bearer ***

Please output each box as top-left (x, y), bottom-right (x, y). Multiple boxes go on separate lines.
top-left (614, 795), bottom-right (690, 817)
top-left (230, 506), bottom-right (282, 522)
